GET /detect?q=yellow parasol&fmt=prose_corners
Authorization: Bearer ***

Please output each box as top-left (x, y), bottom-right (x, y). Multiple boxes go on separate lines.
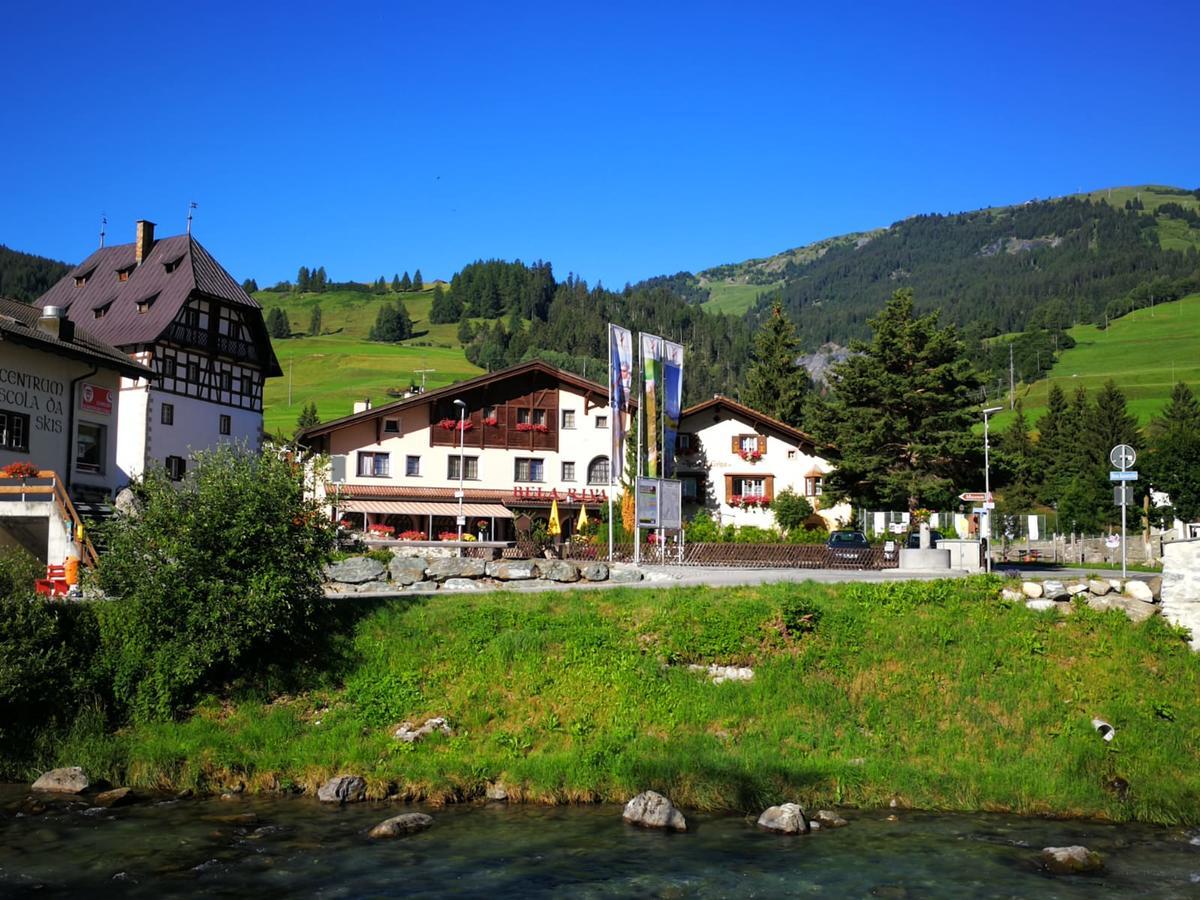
top-left (548, 498), bottom-right (562, 536)
top-left (577, 503), bottom-right (589, 530)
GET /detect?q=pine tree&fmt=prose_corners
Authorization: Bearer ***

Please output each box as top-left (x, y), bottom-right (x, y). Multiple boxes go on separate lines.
top-left (266, 307), bottom-right (290, 339)
top-left (456, 316), bottom-right (476, 344)
top-left (810, 289), bottom-right (982, 511)
top-left (1146, 382), bottom-right (1200, 523)
top-left (296, 266), bottom-right (310, 292)
top-left (308, 304), bottom-right (322, 336)
top-left (412, 269), bottom-right (423, 291)
top-left (313, 266), bottom-right (327, 292)
top-left (295, 401), bottom-right (320, 436)
top-left (1088, 379), bottom-right (1141, 463)
top-left (1035, 383), bottom-right (1070, 502)
top-left (741, 303), bottom-right (809, 427)
top-left (241, 278), bottom-right (259, 294)
top-left (400, 271), bottom-right (412, 291)
top-left (368, 301), bottom-right (413, 342)
top-left (998, 401), bottom-right (1037, 512)
top-left (431, 284), bottom-right (462, 324)
top-left (391, 273), bottom-right (401, 292)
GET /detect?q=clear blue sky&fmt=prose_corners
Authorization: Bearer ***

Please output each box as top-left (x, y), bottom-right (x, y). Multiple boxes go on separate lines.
top-left (3, 1), bottom-right (1197, 288)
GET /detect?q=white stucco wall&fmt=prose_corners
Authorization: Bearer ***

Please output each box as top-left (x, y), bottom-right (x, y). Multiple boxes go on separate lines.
top-left (678, 407), bottom-right (850, 530)
top-left (0, 342), bottom-right (124, 494)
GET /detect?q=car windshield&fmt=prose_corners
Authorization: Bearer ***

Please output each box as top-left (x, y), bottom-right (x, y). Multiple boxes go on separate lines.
top-left (831, 532), bottom-right (866, 545)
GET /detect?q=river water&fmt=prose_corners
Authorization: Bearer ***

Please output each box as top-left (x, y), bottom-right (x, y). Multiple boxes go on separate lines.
top-left (2, 786), bottom-right (1199, 897)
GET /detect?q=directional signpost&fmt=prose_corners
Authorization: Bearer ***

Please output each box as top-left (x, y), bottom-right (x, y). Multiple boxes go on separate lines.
top-left (1108, 444), bottom-right (1137, 578)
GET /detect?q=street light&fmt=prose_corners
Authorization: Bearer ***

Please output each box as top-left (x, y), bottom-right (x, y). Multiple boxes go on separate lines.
top-left (981, 406), bottom-right (1002, 573)
top-left (453, 399), bottom-right (467, 554)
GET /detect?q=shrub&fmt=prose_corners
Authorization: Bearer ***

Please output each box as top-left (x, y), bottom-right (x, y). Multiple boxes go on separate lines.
top-left (684, 509), bottom-right (722, 543)
top-left (772, 489), bottom-right (814, 532)
top-left (94, 445), bottom-right (336, 721)
top-left (733, 525), bottom-right (781, 543)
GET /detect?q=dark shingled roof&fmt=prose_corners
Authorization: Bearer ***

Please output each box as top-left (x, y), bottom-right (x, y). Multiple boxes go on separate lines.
top-left (37, 232), bottom-right (281, 376)
top-left (0, 296), bottom-right (152, 379)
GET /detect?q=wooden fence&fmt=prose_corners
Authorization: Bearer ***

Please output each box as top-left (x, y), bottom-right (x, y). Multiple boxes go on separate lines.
top-left (501, 541), bottom-right (896, 570)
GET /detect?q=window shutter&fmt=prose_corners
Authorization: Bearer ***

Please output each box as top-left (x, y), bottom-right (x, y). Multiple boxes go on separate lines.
top-left (764, 475), bottom-right (775, 501)
top-left (757, 435), bottom-right (767, 455)
top-left (731, 435), bottom-right (740, 454)
top-left (724, 474), bottom-right (734, 500)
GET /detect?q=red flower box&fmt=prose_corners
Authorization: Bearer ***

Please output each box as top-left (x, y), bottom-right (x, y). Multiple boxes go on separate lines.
top-left (0, 462), bottom-right (40, 479)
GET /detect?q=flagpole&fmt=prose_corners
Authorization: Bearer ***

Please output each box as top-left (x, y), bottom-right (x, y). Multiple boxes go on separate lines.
top-left (608, 324), bottom-right (614, 564)
top-left (634, 334), bottom-right (643, 568)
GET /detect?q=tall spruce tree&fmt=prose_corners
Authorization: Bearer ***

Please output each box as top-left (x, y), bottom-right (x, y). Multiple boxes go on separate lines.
top-left (308, 304), bottom-right (322, 336)
top-left (741, 303), bottom-right (809, 426)
top-left (1146, 382), bottom-right (1200, 523)
top-left (811, 289), bottom-right (982, 511)
top-left (391, 273), bottom-right (402, 292)
top-left (266, 307), bottom-right (290, 339)
top-left (1088, 379), bottom-right (1141, 463)
top-left (1035, 383), bottom-right (1070, 502)
top-left (998, 400), bottom-right (1037, 512)
top-left (400, 271), bottom-right (412, 291)
top-left (412, 269), bottom-right (423, 291)
top-left (295, 401), bottom-right (320, 437)
top-left (368, 302), bottom-right (413, 342)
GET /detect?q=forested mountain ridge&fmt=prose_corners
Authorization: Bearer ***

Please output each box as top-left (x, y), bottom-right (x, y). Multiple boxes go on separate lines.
top-left (668, 185), bottom-right (1200, 348)
top-left (0, 244), bottom-right (71, 302)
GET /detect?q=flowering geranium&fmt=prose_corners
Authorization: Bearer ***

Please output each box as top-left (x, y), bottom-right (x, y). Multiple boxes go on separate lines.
top-left (484, 416), bottom-right (499, 426)
top-left (397, 529), bottom-right (428, 541)
top-left (738, 448), bottom-right (762, 462)
top-left (730, 494), bottom-right (770, 509)
top-left (515, 422), bottom-right (534, 432)
top-left (0, 462), bottom-right (40, 479)
top-left (438, 531), bottom-right (461, 541)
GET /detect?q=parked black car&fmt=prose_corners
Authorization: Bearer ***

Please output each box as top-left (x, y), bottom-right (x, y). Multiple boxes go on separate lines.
top-left (904, 530), bottom-right (943, 549)
top-left (826, 530), bottom-right (872, 564)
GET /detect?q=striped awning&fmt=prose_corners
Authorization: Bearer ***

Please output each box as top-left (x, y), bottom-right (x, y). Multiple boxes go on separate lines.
top-left (339, 499), bottom-right (512, 518)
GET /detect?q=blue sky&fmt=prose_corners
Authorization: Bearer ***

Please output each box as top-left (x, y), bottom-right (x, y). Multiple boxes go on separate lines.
top-left (3, 1), bottom-right (1197, 287)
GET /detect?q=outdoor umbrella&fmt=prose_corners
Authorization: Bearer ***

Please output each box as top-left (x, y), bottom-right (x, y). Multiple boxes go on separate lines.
top-left (577, 503), bottom-right (589, 530)
top-left (548, 498), bottom-right (562, 536)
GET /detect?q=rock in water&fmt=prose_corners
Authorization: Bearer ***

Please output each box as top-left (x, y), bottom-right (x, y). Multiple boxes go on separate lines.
top-left (814, 809), bottom-right (849, 828)
top-left (317, 775), bottom-right (367, 804)
top-left (1040, 845), bottom-right (1103, 874)
top-left (32, 767), bottom-right (89, 794)
top-left (94, 787), bottom-right (135, 808)
top-left (622, 790), bottom-right (687, 831)
top-left (757, 803), bottom-right (809, 834)
top-left (368, 813), bottom-right (433, 839)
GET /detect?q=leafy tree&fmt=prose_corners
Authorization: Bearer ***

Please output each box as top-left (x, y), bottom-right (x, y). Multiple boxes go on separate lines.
top-left (412, 269), bottom-right (423, 291)
top-left (811, 289), bottom-right (982, 511)
top-left (400, 271), bottom-right (412, 291)
top-left (368, 301), bottom-right (414, 342)
top-left (241, 277), bottom-right (259, 294)
top-left (740, 303), bottom-right (809, 427)
top-left (308, 304), bottom-right (323, 336)
top-left (94, 445), bottom-right (336, 721)
top-left (266, 306), bottom-right (291, 339)
top-left (1146, 382), bottom-right (1200, 523)
top-left (771, 489), bottom-right (814, 532)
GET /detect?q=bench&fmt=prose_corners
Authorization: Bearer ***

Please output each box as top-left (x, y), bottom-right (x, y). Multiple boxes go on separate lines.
top-left (35, 565), bottom-right (70, 597)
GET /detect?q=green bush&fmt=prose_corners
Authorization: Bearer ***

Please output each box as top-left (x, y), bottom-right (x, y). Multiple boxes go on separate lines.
top-left (0, 546), bottom-right (40, 601)
top-left (732, 525), bottom-right (781, 543)
top-left (772, 489), bottom-right (814, 532)
top-left (684, 509), bottom-right (722, 542)
top-left (94, 445), bottom-right (336, 722)
top-left (785, 527), bottom-right (830, 544)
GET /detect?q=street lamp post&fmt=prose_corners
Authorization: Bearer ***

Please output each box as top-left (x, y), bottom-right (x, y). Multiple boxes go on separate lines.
top-left (982, 405), bottom-right (1002, 574)
top-left (453, 399), bottom-right (467, 555)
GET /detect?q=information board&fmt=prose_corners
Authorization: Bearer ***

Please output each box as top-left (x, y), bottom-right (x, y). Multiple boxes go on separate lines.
top-left (659, 479), bottom-right (682, 530)
top-left (636, 477), bottom-right (659, 528)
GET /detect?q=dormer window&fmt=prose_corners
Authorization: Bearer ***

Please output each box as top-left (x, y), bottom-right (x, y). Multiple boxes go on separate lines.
top-left (75, 275), bottom-right (88, 287)
top-left (163, 254), bottom-right (184, 274)
top-left (93, 301), bottom-right (113, 320)
top-left (136, 293), bottom-right (158, 314)
top-left (117, 266), bottom-right (134, 282)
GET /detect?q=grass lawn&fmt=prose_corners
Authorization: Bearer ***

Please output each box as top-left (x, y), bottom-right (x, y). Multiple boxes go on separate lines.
top-left (256, 287), bottom-right (481, 435)
top-left (992, 293), bottom-right (1200, 432)
top-left (701, 282), bottom-right (777, 315)
top-left (58, 579), bottom-right (1200, 823)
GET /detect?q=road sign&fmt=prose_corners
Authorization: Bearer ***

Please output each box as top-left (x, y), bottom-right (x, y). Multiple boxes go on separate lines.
top-left (1113, 486), bottom-right (1134, 506)
top-left (1110, 444), bottom-right (1136, 469)
top-left (1105, 534), bottom-right (1120, 549)
top-left (1109, 470), bottom-right (1138, 481)
top-left (959, 491), bottom-right (993, 502)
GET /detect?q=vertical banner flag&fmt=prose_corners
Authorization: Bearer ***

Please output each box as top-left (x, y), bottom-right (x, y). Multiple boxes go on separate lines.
top-left (662, 340), bottom-right (684, 478)
top-left (609, 324), bottom-right (633, 482)
top-left (641, 333), bottom-right (663, 477)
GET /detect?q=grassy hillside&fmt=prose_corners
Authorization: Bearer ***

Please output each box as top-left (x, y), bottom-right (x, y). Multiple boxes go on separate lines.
top-left (1081, 185), bottom-right (1200, 252)
top-left (992, 292), bottom-right (1200, 431)
top-left (55, 579), bottom-right (1200, 823)
top-left (700, 281), bottom-right (778, 314)
top-left (258, 287), bottom-right (481, 435)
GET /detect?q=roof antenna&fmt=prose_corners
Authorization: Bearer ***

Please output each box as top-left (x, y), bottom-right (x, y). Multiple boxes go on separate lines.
top-left (99, 214), bottom-right (107, 248)
top-left (186, 201), bottom-right (198, 234)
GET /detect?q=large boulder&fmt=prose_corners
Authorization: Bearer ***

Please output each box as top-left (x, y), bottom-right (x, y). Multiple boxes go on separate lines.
top-left (580, 562), bottom-right (609, 582)
top-left (756, 803), bottom-right (809, 834)
top-left (408, 580), bottom-right (439, 592)
top-left (442, 577), bottom-right (484, 591)
top-left (372, 816), bottom-right (439, 844)
top-left (1026, 599), bottom-right (1062, 613)
top-left (1144, 575), bottom-right (1163, 599)
top-left (1040, 845), bottom-right (1103, 875)
top-left (426, 558), bottom-right (487, 581)
top-left (1087, 579), bottom-right (1112, 596)
top-left (813, 809), bottom-right (849, 828)
top-left (1021, 581), bottom-right (1044, 599)
top-left (541, 560), bottom-right (580, 583)
top-left (622, 790), bottom-right (687, 831)
top-left (368, 812), bottom-right (433, 839)
top-left (486, 560), bottom-right (541, 580)
top-left (32, 767), bottom-right (89, 794)
top-left (1066, 582), bottom-right (1089, 597)
top-left (1124, 580), bottom-right (1154, 603)
top-left (317, 775), bottom-right (367, 804)
top-left (325, 557), bottom-right (385, 585)
top-left (1000, 587), bottom-right (1024, 602)
top-left (1041, 580), bottom-right (1070, 601)
top-left (94, 787), bottom-right (135, 808)
top-left (356, 580), bottom-right (396, 593)
top-left (389, 556), bottom-right (428, 585)
top-left (609, 566), bottom-right (645, 584)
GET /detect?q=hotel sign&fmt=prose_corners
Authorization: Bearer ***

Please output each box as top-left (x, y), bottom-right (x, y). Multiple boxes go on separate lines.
top-left (511, 486), bottom-right (609, 503)
top-left (81, 383), bottom-right (113, 415)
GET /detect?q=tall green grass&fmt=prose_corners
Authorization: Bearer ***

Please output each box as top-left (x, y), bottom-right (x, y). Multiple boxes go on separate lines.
top-left (54, 580), bottom-right (1200, 823)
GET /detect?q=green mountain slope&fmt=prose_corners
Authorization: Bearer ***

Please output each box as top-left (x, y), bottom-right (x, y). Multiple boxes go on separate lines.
top-left (991, 292), bottom-right (1200, 431)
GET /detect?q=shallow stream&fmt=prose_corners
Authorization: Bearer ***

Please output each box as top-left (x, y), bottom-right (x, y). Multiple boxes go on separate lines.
top-left (2, 786), bottom-right (1198, 897)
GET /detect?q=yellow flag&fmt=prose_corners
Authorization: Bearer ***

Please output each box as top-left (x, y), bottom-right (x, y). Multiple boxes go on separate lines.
top-left (548, 498), bottom-right (562, 536)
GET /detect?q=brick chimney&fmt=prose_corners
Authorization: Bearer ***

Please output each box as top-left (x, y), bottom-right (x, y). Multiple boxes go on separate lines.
top-left (135, 220), bottom-right (156, 265)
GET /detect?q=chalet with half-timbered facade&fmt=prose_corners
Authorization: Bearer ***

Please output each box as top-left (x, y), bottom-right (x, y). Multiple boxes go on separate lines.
top-left (36, 220), bottom-right (281, 485)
